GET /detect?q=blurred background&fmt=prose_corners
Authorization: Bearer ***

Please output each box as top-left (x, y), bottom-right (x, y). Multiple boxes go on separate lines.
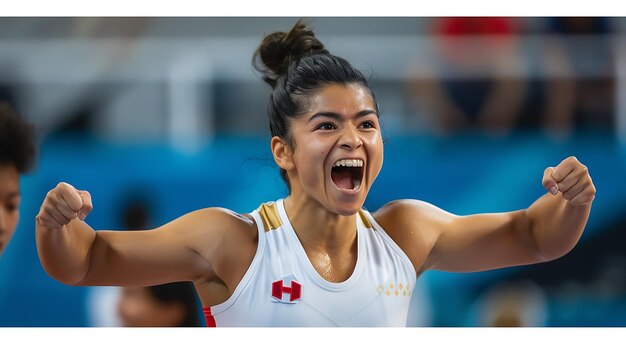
top-left (0, 17), bottom-right (625, 327)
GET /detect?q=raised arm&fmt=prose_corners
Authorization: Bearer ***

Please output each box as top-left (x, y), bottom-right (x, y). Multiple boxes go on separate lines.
top-left (376, 156), bottom-right (595, 274)
top-left (36, 182), bottom-right (252, 287)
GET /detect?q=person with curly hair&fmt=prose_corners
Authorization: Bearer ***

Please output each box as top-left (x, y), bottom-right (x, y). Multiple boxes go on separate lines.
top-left (0, 103), bottom-right (36, 257)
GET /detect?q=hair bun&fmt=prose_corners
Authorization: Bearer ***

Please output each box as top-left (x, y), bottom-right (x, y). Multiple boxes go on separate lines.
top-left (253, 20), bottom-right (329, 88)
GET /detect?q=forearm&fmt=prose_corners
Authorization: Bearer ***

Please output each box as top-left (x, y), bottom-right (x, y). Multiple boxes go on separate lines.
top-left (36, 218), bottom-right (97, 285)
top-left (525, 192), bottom-right (592, 261)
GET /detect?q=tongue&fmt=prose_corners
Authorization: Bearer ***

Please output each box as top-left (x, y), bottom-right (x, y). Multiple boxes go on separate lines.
top-left (331, 168), bottom-right (355, 190)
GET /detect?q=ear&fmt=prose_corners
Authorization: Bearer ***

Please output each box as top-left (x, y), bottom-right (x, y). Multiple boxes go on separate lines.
top-left (271, 136), bottom-right (295, 171)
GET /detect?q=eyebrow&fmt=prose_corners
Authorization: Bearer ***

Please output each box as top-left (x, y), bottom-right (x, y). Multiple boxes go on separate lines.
top-left (308, 110), bottom-right (378, 123)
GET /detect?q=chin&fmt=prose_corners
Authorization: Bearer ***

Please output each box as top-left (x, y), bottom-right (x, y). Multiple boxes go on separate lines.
top-left (333, 208), bottom-right (359, 217)
top-left (331, 197), bottom-right (365, 216)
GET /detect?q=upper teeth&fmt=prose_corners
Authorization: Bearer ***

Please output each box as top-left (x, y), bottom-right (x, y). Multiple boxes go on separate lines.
top-left (333, 159), bottom-right (363, 167)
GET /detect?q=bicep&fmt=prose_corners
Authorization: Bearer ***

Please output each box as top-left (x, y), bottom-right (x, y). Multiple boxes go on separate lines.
top-left (78, 208), bottom-right (225, 286)
top-left (423, 209), bottom-right (545, 273)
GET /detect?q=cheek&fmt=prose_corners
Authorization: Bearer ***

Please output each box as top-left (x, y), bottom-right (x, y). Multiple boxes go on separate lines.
top-left (367, 134), bottom-right (384, 176)
top-left (117, 296), bottom-right (133, 322)
top-left (0, 209), bottom-right (19, 238)
top-left (118, 291), bottom-right (151, 319)
top-left (304, 138), bottom-right (329, 156)
top-left (118, 295), bottom-right (139, 315)
top-left (296, 140), bottom-right (328, 176)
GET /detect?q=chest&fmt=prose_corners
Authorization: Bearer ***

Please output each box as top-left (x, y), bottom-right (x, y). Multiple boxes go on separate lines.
top-left (220, 229), bottom-right (416, 326)
top-left (305, 247), bottom-right (358, 283)
top-left (215, 248), bottom-right (416, 327)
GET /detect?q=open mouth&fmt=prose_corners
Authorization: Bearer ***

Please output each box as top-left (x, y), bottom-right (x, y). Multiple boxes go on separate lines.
top-left (330, 158), bottom-right (364, 191)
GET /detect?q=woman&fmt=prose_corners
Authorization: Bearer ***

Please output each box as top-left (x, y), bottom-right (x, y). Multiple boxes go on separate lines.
top-left (36, 20), bottom-right (596, 327)
top-left (117, 282), bottom-right (201, 327)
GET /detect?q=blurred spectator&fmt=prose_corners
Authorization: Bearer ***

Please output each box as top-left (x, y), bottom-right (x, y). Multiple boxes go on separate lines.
top-left (119, 194), bottom-right (153, 231)
top-left (471, 280), bottom-right (548, 327)
top-left (117, 282), bottom-right (201, 327)
top-left (406, 17), bottom-right (528, 135)
top-left (0, 103), bottom-right (36, 257)
top-left (541, 17), bottom-right (616, 137)
top-left (87, 192), bottom-right (202, 327)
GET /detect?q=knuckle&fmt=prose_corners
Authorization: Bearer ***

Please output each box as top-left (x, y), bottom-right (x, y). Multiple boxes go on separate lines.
top-left (43, 205), bottom-right (54, 214)
top-left (59, 182), bottom-right (74, 194)
top-left (38, 211), bottom-right (48, 221)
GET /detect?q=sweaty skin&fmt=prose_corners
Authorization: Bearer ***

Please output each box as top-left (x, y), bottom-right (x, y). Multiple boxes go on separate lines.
top-left (36, 84), bottom-right (595, 311)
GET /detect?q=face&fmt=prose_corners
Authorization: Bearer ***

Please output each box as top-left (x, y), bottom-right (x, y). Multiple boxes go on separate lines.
top-left (0, 164), bottom-right (20, 256)
top-left (277, 83), bottom-right (384, 215)
top-left (117, 287), bottom-right (184, 327)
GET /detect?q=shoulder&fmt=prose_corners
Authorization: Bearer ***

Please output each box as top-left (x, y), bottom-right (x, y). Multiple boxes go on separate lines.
top-left (160, 207), bottom-right (261, 300)
top-left (164, 207), bottom-right (258, 257)
top-left (181, 207), bottom-right (259, 285)
top-left (196, 207), bottom-right (257, 230)
top-left (370, 199), bottom-right (455, 274)
top-left (171, 206), bottom-right (254, 229)
top-left (185, 207), bottom-right (258, 242)
top-left (372, 199), bottom-right (454, 230)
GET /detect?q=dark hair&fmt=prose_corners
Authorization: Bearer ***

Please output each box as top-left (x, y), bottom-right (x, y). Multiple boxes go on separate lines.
top-left (148, 282), bottom-right (201, 327)
top-left (0, 103), bottom-right (36, 173)
top-left (252, 20), bottom-right (379, 192)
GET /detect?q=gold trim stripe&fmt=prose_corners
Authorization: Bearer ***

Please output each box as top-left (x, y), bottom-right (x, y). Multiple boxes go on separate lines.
top-left (358, 209), bottom-right (372, 229)
top-left (258, 203), bottom-right (283, 232)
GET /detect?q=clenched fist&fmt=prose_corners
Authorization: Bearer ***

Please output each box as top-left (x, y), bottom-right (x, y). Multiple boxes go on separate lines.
top-left (542, 156), bottom-right (596, 206)
top-left (36, 182), bottom-right (93, 229)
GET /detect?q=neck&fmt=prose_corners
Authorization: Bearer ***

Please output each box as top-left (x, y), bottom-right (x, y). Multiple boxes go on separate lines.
top-left (283, 195), bottom-right (357, 253)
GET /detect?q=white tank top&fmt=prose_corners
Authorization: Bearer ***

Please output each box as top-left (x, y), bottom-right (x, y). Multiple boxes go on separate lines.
top-left (203, 199), bottom-right (417, 327)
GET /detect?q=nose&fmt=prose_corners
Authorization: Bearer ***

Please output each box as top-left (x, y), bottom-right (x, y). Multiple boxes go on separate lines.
top-left (339, 125), bottom-right (363, 151)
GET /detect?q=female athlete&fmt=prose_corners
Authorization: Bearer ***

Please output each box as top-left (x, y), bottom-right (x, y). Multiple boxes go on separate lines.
top-left (36, 20), bottom-right (596, 327)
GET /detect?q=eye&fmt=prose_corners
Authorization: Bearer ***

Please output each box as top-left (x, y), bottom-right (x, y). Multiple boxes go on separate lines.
top-left (360, 121), bottom-right (376, 129)
top-left (316, 122), bottom-right (336, 131)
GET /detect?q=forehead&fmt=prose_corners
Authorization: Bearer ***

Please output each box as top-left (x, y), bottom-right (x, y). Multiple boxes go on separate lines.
top-left (0, 164), bottom-right (20, 198)
top-left (305, 84), bottom-right (376, 115)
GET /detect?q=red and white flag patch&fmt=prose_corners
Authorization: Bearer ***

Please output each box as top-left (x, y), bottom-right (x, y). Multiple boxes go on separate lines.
top-left (271, 275), bottom-right (302, 303)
